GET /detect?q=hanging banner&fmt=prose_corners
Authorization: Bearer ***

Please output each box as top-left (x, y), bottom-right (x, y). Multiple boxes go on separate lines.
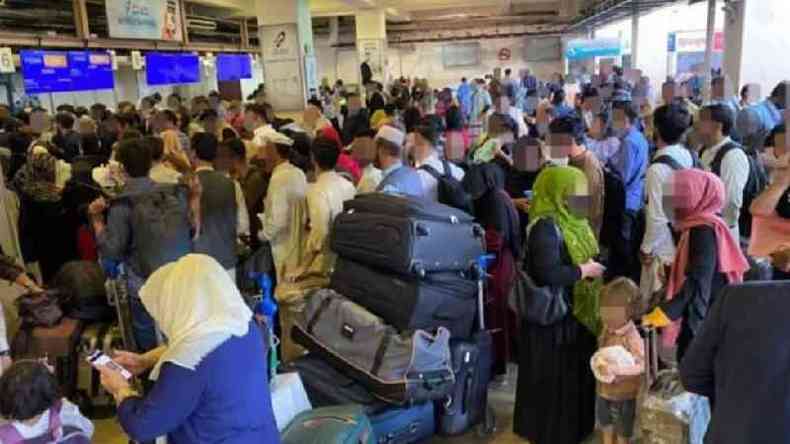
top-left (565, 37), bottom-right (621, 60)
top-left (105, 0), bottom-right (184, 41)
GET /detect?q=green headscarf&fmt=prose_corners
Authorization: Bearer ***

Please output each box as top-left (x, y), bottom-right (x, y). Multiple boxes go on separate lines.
top-left (528, 166), bottom-right (602, 335)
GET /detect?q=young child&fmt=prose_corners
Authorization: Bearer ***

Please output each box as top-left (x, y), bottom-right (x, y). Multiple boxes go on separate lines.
top-left (0, 360), bottom-right (94, 443)
top-left (592, 277), bottom-right (645, 444)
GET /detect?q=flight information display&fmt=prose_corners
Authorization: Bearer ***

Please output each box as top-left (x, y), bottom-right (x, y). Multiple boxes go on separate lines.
top-left (21, 50), bottom-right (115, 94)
top-left (216, 53), bottom-right (252, 82)
top-left (69, 51), bottom-right (115, 91)
top-left (145, 52), bottom-right (200, 85)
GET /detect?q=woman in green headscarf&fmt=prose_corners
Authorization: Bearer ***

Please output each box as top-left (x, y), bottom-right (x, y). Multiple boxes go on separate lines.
top-left (513, 165), bottom-right (606, 444)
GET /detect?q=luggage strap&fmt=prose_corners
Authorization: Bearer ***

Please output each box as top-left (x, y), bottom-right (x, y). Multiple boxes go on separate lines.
top-left (420, 370), bottom-right (452, 389)
top-left (307, 296), bottom-right (334, 335)
top-left (371, 332), bottom-right (394, 377)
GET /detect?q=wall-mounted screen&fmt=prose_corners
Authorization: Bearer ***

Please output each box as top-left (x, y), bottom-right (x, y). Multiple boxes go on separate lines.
top-left (216, 54), bottom-right (252, 82)
top-left (442, 43), bottom-right (481, 68)
top-left (145, 52), bottom-right (200, 86)
top-left (21, 50), bottom-right (115, 94)
top-left (69, 51), bottom-right (115, 91)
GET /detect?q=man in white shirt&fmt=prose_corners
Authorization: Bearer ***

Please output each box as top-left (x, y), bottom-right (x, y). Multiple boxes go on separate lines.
top-left (258, 131), bottom-right (308, 282)
top-left (698, 104), bottom-right (750, 241)
top-left (352, 129), bottom-right (382, 193)
top-left (245, 103), bottom-right (279, 156)
top-left (641, 103), bottom-right (695, 268)
top-left (411, 123), bottom-right (465, 202)
top-left (304, 137), bottom-right (357, 277)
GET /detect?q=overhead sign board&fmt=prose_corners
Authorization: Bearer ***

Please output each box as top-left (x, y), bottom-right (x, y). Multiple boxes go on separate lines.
top-left (565, 38), bottom-right (621, 60)
top-left (105, 0), bottom-right (184, 41)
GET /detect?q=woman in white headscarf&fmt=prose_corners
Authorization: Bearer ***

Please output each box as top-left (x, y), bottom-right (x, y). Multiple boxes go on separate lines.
top-left (98, 254), bottom-right (280, 444)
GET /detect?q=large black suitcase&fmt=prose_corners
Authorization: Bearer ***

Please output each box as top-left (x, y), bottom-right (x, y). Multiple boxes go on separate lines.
top-left (332, 194), bottom-right (484, 276)
top-left (331, 258), bottom-right (476, 339)
top-left (436, 332), bottom-right (494, 436)
top-left (287, 354), bottom-right (386, 412)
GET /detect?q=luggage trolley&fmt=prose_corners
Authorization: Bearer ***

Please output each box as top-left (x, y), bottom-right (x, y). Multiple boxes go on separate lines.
top-left (250, 272), bottom-right (280, 380)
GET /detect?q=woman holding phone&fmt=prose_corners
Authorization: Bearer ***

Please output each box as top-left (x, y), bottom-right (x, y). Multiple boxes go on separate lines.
top-left (98, 254), bottom-right (280, 444)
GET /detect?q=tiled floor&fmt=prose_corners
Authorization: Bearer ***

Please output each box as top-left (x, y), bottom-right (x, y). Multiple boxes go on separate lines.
top-left (92, 365), bottom-right (601, 443)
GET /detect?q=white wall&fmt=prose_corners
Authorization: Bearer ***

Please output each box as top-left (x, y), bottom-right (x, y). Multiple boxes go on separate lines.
top-left (315, 36), bottom-right (563, 90)
top-left (733, 0), bottom-right (790, 97)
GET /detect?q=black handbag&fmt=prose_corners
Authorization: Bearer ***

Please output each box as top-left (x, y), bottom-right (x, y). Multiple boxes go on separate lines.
top-left (508, 221), bottom-right (569, 326)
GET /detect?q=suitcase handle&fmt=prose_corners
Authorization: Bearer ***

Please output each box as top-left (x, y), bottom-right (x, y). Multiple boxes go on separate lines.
top-left (415, 223), bottom-right (430, 236)
top-left (641, 326), bottom-right (659, 389)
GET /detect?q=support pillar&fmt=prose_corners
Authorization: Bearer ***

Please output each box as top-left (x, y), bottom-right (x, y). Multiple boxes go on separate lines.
top-left (355, 9), bottom-right (387, 90)
top-left (702, 0), bottom-right (716, 102)
top-left (630, 0), bottom-right (639, 69)
top-left (255, 0), bottom-right (315, 112)
top-left (72, 0), bottom-right (90, 40)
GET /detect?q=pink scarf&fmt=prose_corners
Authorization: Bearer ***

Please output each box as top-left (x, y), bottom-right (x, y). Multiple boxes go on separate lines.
top-left (663, 170), bottom-right (749, 346)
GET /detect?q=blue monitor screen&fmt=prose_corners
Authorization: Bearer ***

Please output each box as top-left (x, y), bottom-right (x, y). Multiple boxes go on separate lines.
top-left (69, 51), bottom-right (115, 91)
top-left (21, 50), bottom-right (74, 94)
top-left (21, 50), bottom-right (115, 94)
top-left (146, 52), bottom-right (201, 86)
top-left (216, 54), bottom-right (252, 82)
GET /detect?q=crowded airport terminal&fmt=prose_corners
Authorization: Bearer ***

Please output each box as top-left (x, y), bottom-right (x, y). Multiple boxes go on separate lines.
top-left (0, 0), bottom-right (788, 442)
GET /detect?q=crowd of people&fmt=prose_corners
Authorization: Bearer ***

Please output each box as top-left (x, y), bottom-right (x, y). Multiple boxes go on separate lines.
top-left (0, 65), bottom-right (787, 443)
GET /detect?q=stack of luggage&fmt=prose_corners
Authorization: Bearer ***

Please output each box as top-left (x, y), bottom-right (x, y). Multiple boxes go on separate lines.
top-left (285, 193), bottom-right (495, 443)
top-left (10, 260), bottom-right (132, 418)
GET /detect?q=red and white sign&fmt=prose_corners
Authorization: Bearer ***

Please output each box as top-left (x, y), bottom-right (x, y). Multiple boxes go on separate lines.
top-left (498, 48), bottom-right (512, 61)
top-left (675, 30), bottom-right (725, 53)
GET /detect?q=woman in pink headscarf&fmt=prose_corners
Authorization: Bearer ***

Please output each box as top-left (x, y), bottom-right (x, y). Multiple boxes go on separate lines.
top-left (642, 169), bottom-right (749, 362)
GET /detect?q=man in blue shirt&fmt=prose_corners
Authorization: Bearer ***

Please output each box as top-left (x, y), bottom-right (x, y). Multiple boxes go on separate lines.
top-left (521, 69), bottom-right (538, 95)
top-left (600, 101), bottom-right (648, 282)
top-left (737, 81), bottom-right (787, 153)
top-left (457, 78), bottom-right (473, 122)
top-left (374, 125), bottom-right (425, 198)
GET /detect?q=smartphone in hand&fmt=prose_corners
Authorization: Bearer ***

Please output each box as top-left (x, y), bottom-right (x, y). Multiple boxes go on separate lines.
top-left (86, 350), bottom-right (133, 380)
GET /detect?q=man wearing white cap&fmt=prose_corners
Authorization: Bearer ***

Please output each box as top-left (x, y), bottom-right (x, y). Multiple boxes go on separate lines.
top-left (374, 125), bottom-right (425, 198)
top-left (257, 130), bottom-right (307, 282)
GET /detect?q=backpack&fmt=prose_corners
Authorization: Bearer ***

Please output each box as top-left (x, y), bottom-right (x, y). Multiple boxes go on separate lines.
top-left (52, 261), bottom-right (114, 323)
top-left (419, 160), bottom-right (473, 214)
top-left (705, 142), bottom-right (769, 238)
top-left (112, 184), bottom-right (193, 278)
top-left (16, 290), bottom-right (65, 329)
top-left (0, 401), bottom-right (91, 444)
top-left (652, 155), bottom-right (685, 171)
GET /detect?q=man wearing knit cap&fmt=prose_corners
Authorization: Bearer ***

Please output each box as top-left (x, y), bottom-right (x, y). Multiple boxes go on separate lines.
top-left (373, 125), bottom-right (425, 198)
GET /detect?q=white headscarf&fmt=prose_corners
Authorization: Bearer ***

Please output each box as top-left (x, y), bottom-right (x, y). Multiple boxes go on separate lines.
top-left (139, 254), bottom-right (253, 380)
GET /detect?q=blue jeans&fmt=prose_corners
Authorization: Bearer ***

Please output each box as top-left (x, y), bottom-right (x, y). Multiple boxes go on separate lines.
top-left (127, 270), bottom-right (158, 353)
